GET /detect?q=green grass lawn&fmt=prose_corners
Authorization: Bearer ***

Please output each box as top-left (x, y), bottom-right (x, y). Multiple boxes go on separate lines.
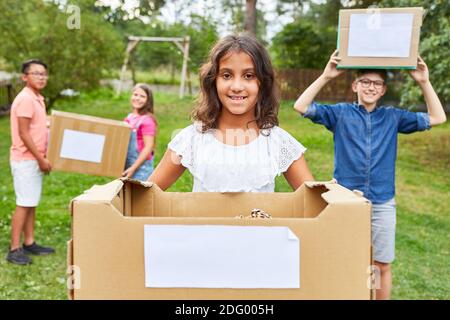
top-left (0, 88), bottom-right (448, 299)
top-left (112, 67), bottom-right (200, 87)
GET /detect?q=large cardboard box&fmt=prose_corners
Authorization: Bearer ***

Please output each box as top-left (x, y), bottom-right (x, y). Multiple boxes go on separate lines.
top-left (47, 110), bottom-right (130, 177)
top-left (337, 7), bottom-right (423, 69)
top-left (67, 179), bottom-right (374, 300)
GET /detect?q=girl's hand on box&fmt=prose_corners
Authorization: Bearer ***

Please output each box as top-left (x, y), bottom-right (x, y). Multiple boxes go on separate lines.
top-left (122, 167), bottom-right (136, 179)
top-left (322, 50), bottom-right (344, 80)
top-left (409, 56), bottom-right (429, 85)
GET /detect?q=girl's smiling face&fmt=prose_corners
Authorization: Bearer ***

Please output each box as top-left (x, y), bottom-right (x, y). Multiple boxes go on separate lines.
top-left (216, 51), bottom-right (260, 119)
top-left (130, 87), bottom-right (148, 111)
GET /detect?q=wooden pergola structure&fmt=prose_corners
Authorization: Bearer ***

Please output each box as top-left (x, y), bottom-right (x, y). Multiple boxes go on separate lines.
top-left (117, 36), bottom-right (191, 97)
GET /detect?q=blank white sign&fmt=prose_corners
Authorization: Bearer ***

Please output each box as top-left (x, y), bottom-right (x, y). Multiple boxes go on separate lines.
top-left (60, 129), bottom-right (105, 163)
top-left (347, 13), bottom-right (414, 57)
top-left (144, 225), bottom-right (300, 288)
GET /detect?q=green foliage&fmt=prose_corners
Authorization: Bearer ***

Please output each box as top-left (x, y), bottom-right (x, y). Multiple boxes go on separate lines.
top-left (0, 0), bottom-right (124, 106)
top-left (222, 0), bottom-right (246, 32)
top-left (271, 19), bottom-right (335, 69)
top-left (270, 0), bottom-right (382, 69)
top-left (380, 0), bottom-right (450, 107)
top-left (95, 0), bottom-right (166, 24)
top-left (222, 0), bottom-right (268, 43)
top-left (270, 0), bottom-right (346, 69)
top-left (121, 14), bottom-right (219, 74)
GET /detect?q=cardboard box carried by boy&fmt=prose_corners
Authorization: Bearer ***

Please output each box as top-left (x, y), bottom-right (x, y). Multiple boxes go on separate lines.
top-left (337, 7), bottom-right (424, 69)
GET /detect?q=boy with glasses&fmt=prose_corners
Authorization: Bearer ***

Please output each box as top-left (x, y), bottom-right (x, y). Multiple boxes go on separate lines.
top-left (7, 59), bottom-right (55, 265)
top-left (294, 51), bottom-right (446, 299)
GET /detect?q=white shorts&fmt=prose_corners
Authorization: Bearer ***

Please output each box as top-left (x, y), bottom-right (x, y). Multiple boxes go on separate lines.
top-left (10, 160), bottom-right (44, 207)
top-left (371, 198), bottom-right (397, 264)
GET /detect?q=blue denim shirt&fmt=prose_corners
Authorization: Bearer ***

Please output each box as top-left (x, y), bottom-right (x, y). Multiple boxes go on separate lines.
top-left (304, 102), bottom-right (430, 204)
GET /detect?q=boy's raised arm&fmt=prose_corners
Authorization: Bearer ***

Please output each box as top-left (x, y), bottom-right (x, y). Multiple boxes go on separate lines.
top-left (294, 50), bottom-right (345, 114)
top-left (409, 56), bottom-right (446, 126)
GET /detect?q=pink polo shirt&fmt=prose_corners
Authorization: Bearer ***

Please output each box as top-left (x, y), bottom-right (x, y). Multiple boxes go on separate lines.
top-left (10, 87), bottom-right (48, 161)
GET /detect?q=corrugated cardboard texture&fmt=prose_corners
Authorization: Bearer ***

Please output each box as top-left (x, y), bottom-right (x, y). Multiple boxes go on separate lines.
top-left (337, 7), bottom-right (423, 69)
top-left (47, 110), bottom-right (130, 177)
top-left (66, 239), bottom-right (73, 300)
top-left (69, 179), bottom-right (372, 300)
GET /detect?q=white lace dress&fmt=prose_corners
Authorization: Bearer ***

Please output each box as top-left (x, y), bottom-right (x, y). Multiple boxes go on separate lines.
top-left (168, 123), bottom-right (307, 192)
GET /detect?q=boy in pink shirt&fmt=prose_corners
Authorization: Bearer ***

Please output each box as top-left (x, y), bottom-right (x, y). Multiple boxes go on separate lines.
top-left (7, 60), bottom-right (55, 265)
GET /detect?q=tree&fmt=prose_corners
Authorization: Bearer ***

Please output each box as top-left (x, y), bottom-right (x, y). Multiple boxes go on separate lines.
top-left (117, 14), bottom-right (219, 76)
top-left (275, 0), bottom-right (305, 21)
top-left (222, 0), bottom-right (268, 42)
top-left (270, 1), bottom-right (343, 69)
top-left (380, 0), bottom-right (449, 107)
top-left (94, 0), bottom-right (166, 24)
top-left (271, 19), bottom-right (335, 69)
top-left (245, 0), bottom-right (257, 35)
top-left (270, 0), bottom-right (389, 69)
top-left (0, 0), bottom-right (124, 106)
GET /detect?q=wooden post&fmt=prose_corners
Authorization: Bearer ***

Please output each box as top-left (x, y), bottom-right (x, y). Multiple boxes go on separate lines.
top-left (130, 58), bottom-right (136, 84)
top-left (117, 36), bottom-right (189, 97)
top-left (179, 36), bottom-right (190, 98)
top-left (117, 39), bottom-right (139, 95)
top-left (187, 65), bottom-right (192, 95)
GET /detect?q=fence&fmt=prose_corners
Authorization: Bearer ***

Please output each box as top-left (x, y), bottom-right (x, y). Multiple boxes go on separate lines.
top-left (0, 77), bottom-right (23, 116)
top-left (276, 68), bottom-right (407, 104)
top-left (1, 70), bottom-right (406, 114)
top-left (276, 69), bottom-right (356, 102)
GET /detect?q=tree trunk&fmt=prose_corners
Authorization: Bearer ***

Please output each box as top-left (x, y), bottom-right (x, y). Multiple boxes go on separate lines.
top-left (244, 0), bottom-right (257, 35)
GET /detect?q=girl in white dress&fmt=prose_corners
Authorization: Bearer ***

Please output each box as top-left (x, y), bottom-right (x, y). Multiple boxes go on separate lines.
top-left (149, 33), bottom-right (313, 192)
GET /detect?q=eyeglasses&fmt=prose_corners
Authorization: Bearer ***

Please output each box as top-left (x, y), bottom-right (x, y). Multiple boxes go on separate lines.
top-left (27, 72), bottom-right (48, 79)
top-left (358, 78), bottom-right (384, 90)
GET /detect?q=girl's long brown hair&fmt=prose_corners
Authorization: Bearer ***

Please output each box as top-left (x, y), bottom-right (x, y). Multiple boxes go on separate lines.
top-left (132, 83), bottom-right (157, 124)
top-left (192, 33), bottom-right (279, 132)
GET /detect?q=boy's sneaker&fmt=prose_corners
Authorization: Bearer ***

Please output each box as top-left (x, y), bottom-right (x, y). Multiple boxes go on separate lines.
top-left (23, 242), bottom-right (55, 256)
top-left (6, 248), bottom-right (32, 265)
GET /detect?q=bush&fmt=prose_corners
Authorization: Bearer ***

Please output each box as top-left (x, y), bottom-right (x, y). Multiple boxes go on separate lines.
top-left (0, 0), bottom-right (124, 106)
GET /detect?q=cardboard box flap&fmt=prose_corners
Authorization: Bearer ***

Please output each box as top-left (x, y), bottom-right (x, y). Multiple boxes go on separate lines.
top-left (67, 239), bottom-right (74, 300)
top-left (51, 110), bottom-right (130, 128)
top-left (70, 178), bottom-right (155, 216)
top-left (72, 179), bottom-right (125, 204)
top-left (339, 7), bottom-right (423, 28)
top-left (305, 180), bottom-right (369, 204)
top-left (119, 177), bottom-right (154, 188)
top-left (304, 179), bottom-right (337, 188)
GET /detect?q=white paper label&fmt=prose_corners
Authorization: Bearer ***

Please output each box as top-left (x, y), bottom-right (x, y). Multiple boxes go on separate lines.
top-left (144, 225), bottom-right (300, 288)
top-left (347, 13), bottom-right (414, 58)
top-left (60, 129), bottom-right (105, 163)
